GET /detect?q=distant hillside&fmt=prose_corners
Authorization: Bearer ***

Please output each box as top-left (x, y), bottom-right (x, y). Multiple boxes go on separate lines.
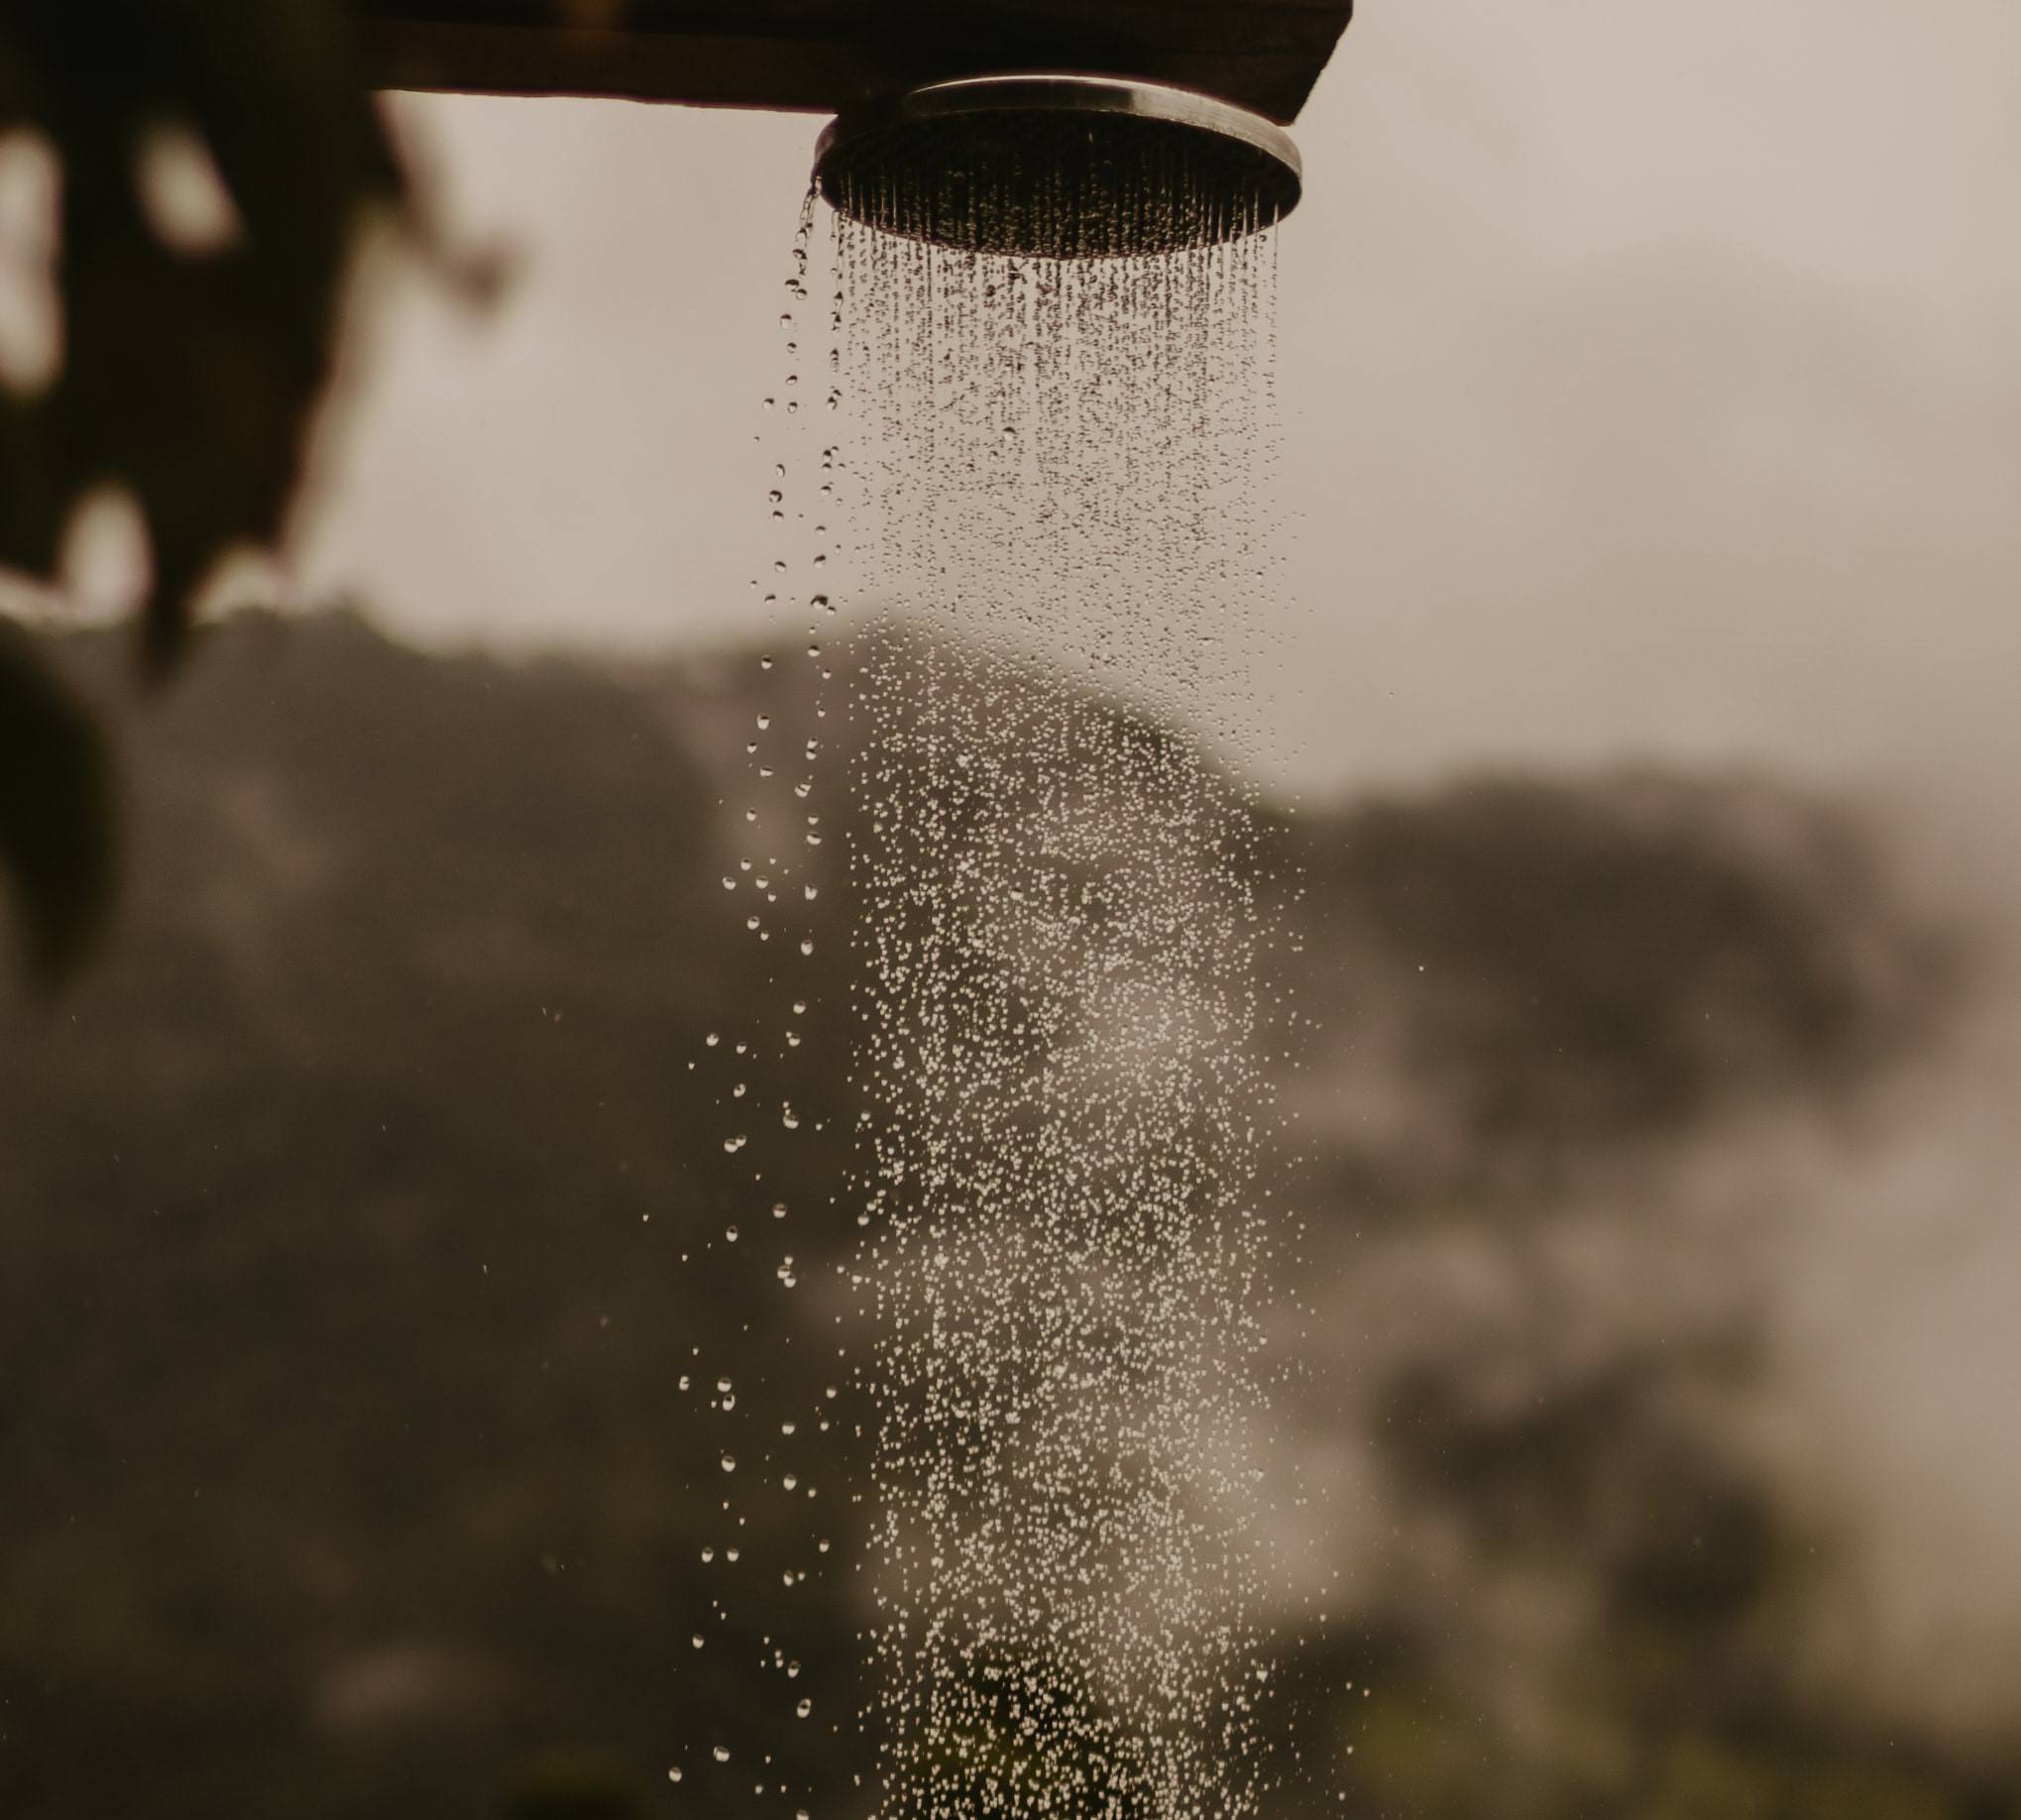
top-left (0, 610), bottom-right (1982, 1820)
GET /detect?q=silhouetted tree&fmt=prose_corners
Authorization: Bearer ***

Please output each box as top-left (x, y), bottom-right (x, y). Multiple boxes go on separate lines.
top-left (0, 0), bottom-right (407, 980)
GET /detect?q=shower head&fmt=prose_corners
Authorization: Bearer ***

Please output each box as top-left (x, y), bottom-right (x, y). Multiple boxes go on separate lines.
top-left (813, 75), bottom-right (1303, 260)
top-left (362, 6), bottom-right (1347, 254)
top-left (362, 5), bottom-right (1348, 255)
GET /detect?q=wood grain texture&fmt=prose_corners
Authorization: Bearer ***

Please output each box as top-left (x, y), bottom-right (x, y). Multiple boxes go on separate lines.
top-left (359, 0), bottom-right (1355, 123)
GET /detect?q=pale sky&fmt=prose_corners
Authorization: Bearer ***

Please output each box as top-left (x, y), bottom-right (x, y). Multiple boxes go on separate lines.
top-left (296, 0), bottom-right (2020, 804)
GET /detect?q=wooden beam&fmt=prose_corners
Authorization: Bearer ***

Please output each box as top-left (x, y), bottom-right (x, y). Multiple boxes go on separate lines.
top-left (360, 1), bottom-right (1355, 125)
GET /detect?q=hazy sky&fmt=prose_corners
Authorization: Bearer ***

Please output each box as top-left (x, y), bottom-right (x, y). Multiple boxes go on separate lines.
top-left (297, 0), bottom-right (2019, 802)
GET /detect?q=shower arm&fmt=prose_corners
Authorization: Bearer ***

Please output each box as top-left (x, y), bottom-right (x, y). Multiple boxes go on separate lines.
top-left (357, 1), bottom-right (1354, 128)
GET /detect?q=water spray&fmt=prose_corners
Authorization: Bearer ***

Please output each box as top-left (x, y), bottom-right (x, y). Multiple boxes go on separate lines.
top-left (363, 9), bottom-right (1352, 1813)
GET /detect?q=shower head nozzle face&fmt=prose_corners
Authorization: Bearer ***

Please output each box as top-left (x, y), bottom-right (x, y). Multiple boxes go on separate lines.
top-left (814, 75), bottom-right (1302, 260)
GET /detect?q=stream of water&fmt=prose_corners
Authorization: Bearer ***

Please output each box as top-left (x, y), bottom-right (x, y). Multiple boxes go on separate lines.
top-left (835, 197), bottom-right (1292, 1819)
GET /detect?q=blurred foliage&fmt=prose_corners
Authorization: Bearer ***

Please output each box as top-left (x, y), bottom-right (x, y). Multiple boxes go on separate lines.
top-left (1297, 771), bottom-right (1957, 1212)
top-left (0, 0), bottom-right (404, 981)
top-left (0, 624), bottom-right (115, 980)
top-left (0, 612), bottom-right (2003, 1820)
top-left (1338, 776), bottom-right (1950, 1132)
top-left (507, 1754), bottom-right (641, 1820)
top-left (0, 613), bottom-right (872, 1820)
top-left (0, 1), bottom-right (400, 653)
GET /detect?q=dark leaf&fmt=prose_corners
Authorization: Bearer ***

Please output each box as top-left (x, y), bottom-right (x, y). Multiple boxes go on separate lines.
top-left (0, 630), bottom-right (116, 985)
top-left (0, 0), bottom-right (411, 974)
top-left (0, 0), bottom-right (406, 672)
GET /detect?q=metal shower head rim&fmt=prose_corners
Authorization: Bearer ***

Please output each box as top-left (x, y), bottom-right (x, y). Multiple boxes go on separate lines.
top-left (816, 72), bottom-right (1303, 190)
top-left (813, 71), bottom-right (1304, 258)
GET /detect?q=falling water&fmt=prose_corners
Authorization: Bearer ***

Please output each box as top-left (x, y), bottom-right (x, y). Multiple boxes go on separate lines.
top-left (835, 185), bottom-right (1291, 1819)
top-left (672, 193), bottom-right (851, 1816)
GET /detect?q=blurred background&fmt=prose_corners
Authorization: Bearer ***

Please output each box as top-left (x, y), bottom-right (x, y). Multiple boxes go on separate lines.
top-left (3, 3), bottom-right (2020, 1817)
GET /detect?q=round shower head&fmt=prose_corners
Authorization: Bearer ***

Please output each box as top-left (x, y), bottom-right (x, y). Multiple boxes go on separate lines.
top-left (813, 74), bottom-right (1302, 261)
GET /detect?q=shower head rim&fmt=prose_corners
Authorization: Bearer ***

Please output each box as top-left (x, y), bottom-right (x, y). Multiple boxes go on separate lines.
top-left (814, 72), bottom-right (1303, 197)
top-left (813, 72), bottom-right (1303, 257)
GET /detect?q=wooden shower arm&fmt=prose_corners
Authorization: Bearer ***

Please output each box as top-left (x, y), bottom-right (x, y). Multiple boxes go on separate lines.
top-left (358, 0), bottom-right (1354, 127)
